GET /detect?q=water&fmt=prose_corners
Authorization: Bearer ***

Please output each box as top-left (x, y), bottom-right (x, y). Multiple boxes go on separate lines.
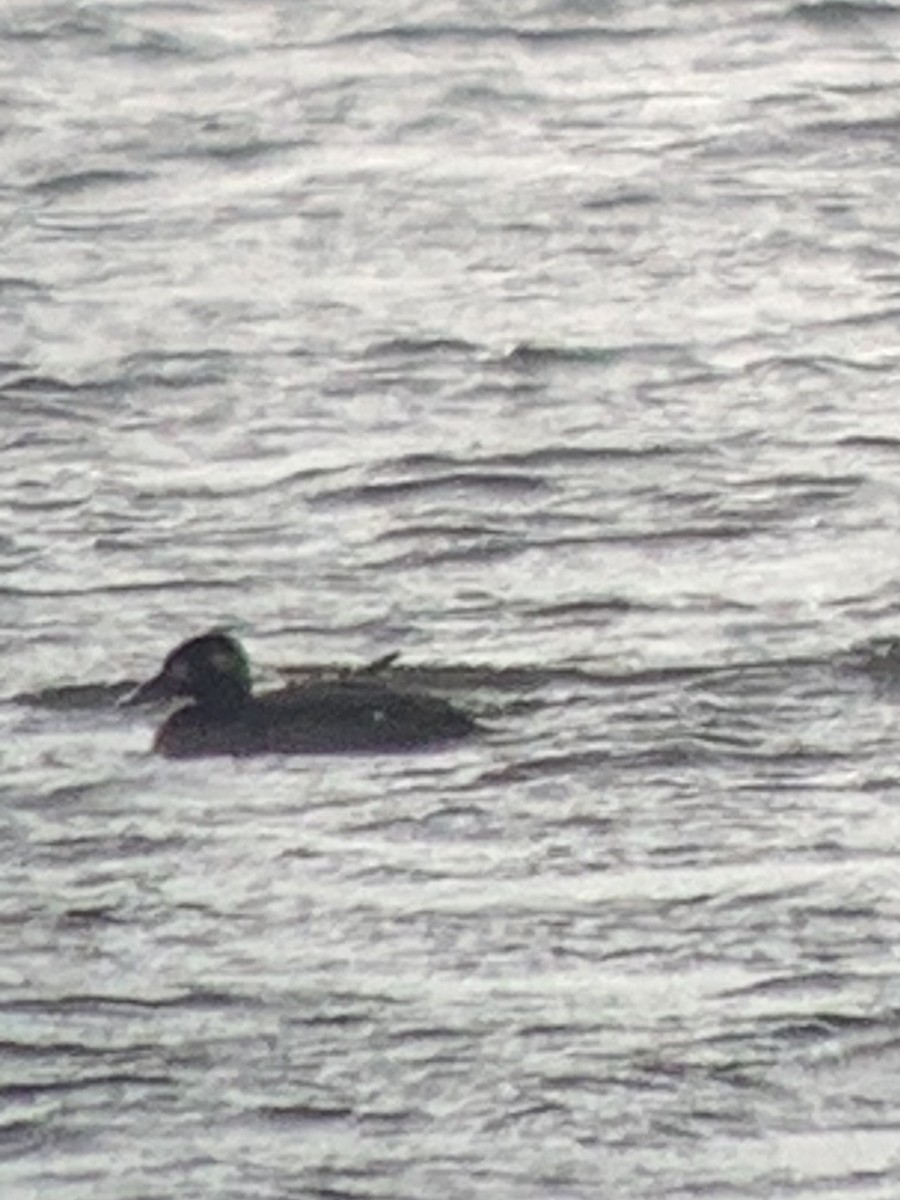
top-left (3, 0), bottom-right (900, 1195)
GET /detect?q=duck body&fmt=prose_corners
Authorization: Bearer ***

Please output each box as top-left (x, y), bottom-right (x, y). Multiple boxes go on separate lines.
top-left (125, 632), bottom-right (478, 758)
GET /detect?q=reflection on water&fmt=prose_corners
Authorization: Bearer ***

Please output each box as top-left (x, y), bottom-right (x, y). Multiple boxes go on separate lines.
top-left (3, 0), bottom-right (900, 1195)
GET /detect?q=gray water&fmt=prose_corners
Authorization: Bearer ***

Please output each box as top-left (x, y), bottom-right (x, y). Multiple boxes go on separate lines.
top-left (4, 1), bottom-right (900, 1196)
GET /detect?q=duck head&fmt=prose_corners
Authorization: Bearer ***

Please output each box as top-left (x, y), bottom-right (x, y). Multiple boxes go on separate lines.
top-left (123, 632), bottom-right (252, 715)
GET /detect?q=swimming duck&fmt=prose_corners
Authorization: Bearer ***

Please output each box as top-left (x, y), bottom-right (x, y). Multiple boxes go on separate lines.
top-left (123, 631), bottom-right (478, 758)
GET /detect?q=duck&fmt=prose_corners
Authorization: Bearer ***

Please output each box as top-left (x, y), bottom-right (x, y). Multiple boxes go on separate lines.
top-left (122, 631), bottom-right (478, 758)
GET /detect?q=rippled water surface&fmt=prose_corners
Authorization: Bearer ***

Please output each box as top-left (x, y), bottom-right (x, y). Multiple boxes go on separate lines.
top-left (4, 1), bottom-right (900, 1196)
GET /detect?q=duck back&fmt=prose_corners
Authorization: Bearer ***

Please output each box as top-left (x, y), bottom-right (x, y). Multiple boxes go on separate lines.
top-left (154, 678), bottom-right (478, 758)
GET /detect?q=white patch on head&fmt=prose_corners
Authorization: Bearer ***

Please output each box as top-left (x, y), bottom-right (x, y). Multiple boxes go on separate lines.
top-left (168, 659), bottom-right (191, 684)
top-left (210, 647), bottom-right (237, 674)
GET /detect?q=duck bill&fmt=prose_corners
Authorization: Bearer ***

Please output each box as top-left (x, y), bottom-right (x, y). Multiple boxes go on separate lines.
top-left (119, 669), bottom-right (175, 708)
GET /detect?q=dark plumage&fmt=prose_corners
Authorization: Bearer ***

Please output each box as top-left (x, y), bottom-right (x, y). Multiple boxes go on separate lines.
top-left (123, 632), bottom-right (478, 758)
